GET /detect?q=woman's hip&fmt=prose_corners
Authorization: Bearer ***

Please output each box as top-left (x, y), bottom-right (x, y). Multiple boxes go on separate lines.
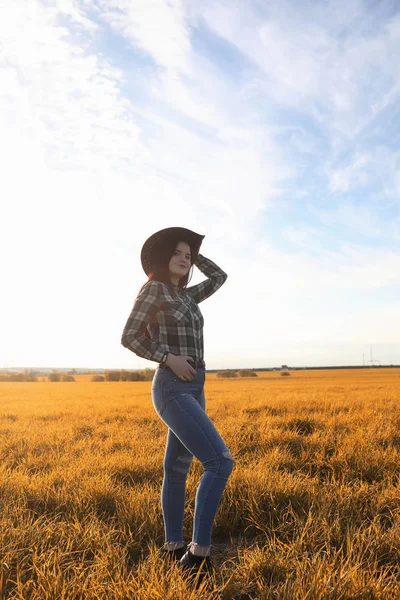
top-left (151, 367), bottom-right (205, 415)
top-left (152, 383), bottom-right (232, 466)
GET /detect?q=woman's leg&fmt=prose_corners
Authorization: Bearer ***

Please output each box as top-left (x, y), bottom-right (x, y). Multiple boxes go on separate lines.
top-left (157, 383), bottom-right (235, 549)
top-left (152, 368), bottom-right (194, 547)
top-left (161, 427), bottom-right (193, 546)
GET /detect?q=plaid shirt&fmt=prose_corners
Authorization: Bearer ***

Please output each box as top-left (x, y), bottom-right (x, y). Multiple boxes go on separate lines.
top-left (121, 254), bottom-right (227, 366)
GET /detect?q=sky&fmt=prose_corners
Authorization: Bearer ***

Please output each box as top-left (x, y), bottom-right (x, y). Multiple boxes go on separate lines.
top-left (1, 0), bottom-right (400, 371)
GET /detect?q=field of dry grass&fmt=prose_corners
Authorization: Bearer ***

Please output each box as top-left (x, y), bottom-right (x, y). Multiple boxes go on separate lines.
top-left (1, 368), bottom-right (399, 599)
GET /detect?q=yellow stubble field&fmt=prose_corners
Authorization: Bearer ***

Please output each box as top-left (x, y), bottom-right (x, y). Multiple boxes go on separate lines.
top-left (1, 368), bottom-right (399, 599)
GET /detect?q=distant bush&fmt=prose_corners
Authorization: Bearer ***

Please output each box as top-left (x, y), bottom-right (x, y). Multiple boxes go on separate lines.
top-left (238, 369), bottom-right (257, 377)
top-left (92, 375), bottom-right (105, 382)
top-left (104, 370), bottom-right (121, 381)
top-left (216, 370), bottom-right (238, 378)
top-left (61, 375), bottom-right (75, 382)
top-left (48, 372), bottom-right (61, 382)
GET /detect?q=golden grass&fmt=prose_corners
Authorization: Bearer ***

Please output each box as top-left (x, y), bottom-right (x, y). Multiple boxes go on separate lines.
top-left (0, 368), bottom-right (399, 599)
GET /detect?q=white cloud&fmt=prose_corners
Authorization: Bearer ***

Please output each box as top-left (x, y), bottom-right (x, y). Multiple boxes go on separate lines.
top-left (310, 202), bottom-right (387, 240)
top-left (92, 0), bottom-right (295, 238)
top-left (256, 239), bottom-right (400, 292)
top-left (198, 0), bottom-right (400, 148)
top-left (99, 0), bottom-right (191, 73)
top-left (327, 153), bottom-right (370, 193)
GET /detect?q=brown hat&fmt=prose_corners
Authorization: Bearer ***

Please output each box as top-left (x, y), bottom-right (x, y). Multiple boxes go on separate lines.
top-left (140, 227), bottom-right (205, 275)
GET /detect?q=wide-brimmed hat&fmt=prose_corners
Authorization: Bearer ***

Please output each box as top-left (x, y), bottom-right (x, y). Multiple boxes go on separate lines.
top-left (140, 227), bottom-right (205, 275)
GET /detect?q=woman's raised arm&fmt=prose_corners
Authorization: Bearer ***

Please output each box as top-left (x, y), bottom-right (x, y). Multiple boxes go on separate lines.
top-left (186, 254), bottom-right (228, 304)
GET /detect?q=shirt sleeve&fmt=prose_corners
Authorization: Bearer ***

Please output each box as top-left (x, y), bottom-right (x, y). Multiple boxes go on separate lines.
top-left (186, 253), bottom-right (228, 304)
top-left (121, 281), bottom-right (166, 363)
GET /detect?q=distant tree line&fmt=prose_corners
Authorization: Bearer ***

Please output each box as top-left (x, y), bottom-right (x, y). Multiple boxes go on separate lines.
top-left (0, 369), bottom-right (38, 382)
top-left (98, 369), bottom-right (155, 382)
top-left (0, 367), bottom-right (272, 383)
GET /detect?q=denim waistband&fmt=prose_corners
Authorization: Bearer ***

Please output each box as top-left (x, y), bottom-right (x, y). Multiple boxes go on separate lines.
top-left (159, 358), bottom-right (206, 370)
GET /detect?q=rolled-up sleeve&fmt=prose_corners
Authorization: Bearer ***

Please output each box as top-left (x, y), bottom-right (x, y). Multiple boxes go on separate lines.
top-left (121, 281), bottom-right (166, 363)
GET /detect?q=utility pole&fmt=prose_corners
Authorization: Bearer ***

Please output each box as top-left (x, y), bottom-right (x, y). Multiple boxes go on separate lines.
top-left (369, 345), bottom-right (380, 367)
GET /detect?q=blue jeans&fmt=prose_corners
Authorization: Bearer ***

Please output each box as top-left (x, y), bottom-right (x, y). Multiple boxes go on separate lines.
top-left (151, 365), bottom-right (234, 547)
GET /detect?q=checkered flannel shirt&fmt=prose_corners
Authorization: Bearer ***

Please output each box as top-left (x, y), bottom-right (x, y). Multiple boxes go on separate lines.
top-left (121, 254), bottom-right (228, 365)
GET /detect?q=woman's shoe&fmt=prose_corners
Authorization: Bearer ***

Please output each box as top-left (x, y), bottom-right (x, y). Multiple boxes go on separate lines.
top-left (178, 545), bottom-right (215, 589)
top-left (158, 545), bottom-right (187, 562)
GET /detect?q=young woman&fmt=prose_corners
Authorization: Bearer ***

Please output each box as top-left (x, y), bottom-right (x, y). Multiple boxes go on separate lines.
top-left (121, 227), bottom-right (234, 587)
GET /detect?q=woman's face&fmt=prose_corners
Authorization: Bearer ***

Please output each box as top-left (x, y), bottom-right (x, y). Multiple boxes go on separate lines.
top-left (169, 241), bottom-right (192, 284)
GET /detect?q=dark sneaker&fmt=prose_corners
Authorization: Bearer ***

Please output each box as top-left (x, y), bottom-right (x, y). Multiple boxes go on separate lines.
top-left (158, 545), bottom-right (187, 562)
top-left (178, 545), bottom-right (215, 589)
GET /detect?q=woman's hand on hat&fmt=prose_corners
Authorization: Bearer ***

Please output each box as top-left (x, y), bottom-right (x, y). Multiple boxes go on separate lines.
top-left (165, 354), bottom-right (197, 381)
